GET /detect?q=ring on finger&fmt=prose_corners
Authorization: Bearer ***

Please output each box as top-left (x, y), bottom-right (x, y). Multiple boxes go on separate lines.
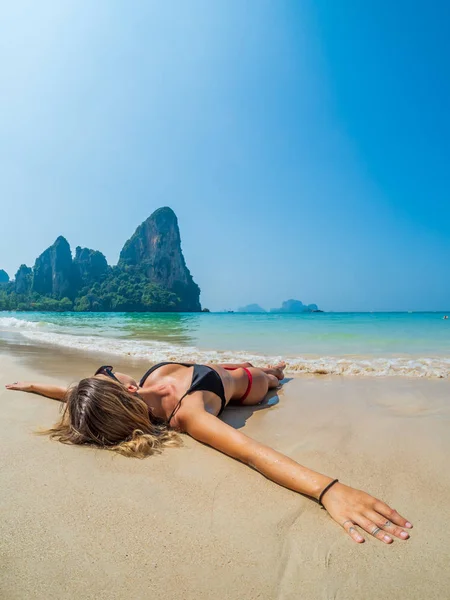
top-left (371, 526), bottom-right (381, 536)
top-left (342, 520), bottom-right (353, 528)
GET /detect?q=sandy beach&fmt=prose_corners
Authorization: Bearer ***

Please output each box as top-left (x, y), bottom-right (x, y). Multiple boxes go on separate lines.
top-left (1, 341), bottom-right (450, 600)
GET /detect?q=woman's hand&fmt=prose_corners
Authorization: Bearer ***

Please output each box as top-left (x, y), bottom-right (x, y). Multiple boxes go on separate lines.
top-left (178, 404), bottom-right (414, 547)
top-left (321, 482), bottom-right (413, 544)
top-left (5, 381), bottom-right (67, 400)
top-left (5, 381), bottom-right (33, 392)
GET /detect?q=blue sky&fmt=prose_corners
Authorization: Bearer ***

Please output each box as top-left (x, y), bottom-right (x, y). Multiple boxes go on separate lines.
top-left (1, 1), bottom-right (449, 311)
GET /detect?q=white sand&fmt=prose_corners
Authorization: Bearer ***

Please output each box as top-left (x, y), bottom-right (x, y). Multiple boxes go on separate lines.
top-left (1, 345), bottom-right (449, 600)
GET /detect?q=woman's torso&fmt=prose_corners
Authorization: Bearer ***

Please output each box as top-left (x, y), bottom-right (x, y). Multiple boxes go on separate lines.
top-left (139, 363), bottom-right (238, 427)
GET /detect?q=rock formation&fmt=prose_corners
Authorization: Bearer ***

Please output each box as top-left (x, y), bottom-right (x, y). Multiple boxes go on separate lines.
top-left (0, 270), bottom-right (9, 284)
top-left (237, 304), bottom-right (266, 313)
top-left (119, 207), bottom-right (201, 311)
top-left (31, 236), bottom-right (76, 300)
top-left (270, 299), bottom-right (319, 313)
top-left (237, 300), bottom-right (321, 313)
top-left (14, 265), bottom-right (32, 294)
top-left (3, 207), bottom-right (202, 312)
top-left (73, 247), bottom-right (109, 288)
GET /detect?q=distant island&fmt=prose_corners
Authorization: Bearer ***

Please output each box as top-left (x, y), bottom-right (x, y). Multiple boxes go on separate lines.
top-left (238, 299), bottom-right (323, 313)
top-left (237, 303), bottom-right (266, 313)
top-left (0, 207), bottom-right (201, 313)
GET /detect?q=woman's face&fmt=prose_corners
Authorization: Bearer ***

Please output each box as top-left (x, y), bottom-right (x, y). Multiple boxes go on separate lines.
top-left (95, 369), bottom-right (139, 392)
top-left (113, 371), bottom-right (139, 389)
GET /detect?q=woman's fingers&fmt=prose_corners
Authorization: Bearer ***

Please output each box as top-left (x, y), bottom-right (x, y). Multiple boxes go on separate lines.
top-left (374, 501), bottom-right (413, 529)
top-left (5, 382), bottom-right (27, 391)
top-left (366, 510), bottom-right (410, 540)
top-left (342, 520), bottom-right (365, 543)
top-left (341, 513), bottom-right (411, 544)
top-left (356, 516), bottom-right (394, 544)
top-left (321, 483), bottom-right (412, 544)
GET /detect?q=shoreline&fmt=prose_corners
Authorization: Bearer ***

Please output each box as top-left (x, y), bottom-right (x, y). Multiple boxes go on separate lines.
top-left (1, 327), bottom-right (449, 378)
top-left (1, 343), bottom-right (450, 599)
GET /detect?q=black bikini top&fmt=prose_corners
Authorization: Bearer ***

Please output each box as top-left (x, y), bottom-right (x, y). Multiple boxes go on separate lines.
top-left (139, 362), bottom-right (227, 425)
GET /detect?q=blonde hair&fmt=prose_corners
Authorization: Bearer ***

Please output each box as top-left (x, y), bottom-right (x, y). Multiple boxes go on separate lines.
top-left (41, 377), bottom-right (182, 458)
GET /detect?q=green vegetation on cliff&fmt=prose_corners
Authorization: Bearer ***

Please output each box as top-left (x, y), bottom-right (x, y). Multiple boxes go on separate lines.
top-left (0, 207), bottom-right (201, 313)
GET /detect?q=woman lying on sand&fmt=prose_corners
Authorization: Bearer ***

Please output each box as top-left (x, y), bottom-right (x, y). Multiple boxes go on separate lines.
top-left (6, 360), bottom-right (412, 545)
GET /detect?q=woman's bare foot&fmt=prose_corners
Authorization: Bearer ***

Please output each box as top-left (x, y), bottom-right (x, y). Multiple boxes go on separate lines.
top-left (262, 362), bottom-right (286, 380)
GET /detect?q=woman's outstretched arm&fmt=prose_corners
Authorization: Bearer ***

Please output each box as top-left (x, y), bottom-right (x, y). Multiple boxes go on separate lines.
top-left (5, 382), bottom-right (67, 401)
top-left (179, 409), bottom-right (412, 544)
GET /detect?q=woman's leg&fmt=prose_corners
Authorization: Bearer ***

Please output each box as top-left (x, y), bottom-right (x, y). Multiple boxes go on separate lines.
top-left (259, 362), bottom-right (286, 380)
top-left (220, 361), bottom-right (286, 380)
top-left (229, 367), bottom-right (281, 406)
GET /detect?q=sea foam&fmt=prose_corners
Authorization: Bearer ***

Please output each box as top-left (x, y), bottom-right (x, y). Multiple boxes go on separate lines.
top-left (1, 316), bottom-right (449, 378)
top-left (0, 317), bottom-right (45, 329)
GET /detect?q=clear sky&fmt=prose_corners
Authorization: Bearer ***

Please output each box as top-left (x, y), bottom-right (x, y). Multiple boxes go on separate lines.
top-left (1, 1), bottom-right (449, 311)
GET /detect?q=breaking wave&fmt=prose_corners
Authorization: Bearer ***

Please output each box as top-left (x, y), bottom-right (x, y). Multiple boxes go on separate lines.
top-left (0, 317), bottom-right (47, 330)
top-left (1, 316), bottom-right (449, 378)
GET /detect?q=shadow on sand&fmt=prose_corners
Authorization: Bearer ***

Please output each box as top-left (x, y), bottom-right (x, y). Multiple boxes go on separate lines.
top-left (221, 378), bottom-right (294, 429)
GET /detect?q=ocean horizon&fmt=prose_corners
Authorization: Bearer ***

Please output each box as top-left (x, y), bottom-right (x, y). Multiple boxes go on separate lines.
top-left (1, 310), bottom-right (449, 378)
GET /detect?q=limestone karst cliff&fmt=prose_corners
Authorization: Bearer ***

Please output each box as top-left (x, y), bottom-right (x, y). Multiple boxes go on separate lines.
top-left (14, 265), bottom-right (32, 295)
top-left (73, 246), bottom-right (109, 289)
top-left (270, 299), bottom-right (319, 313)
top-left (237, 299), bottom-right (322, 313)
top-left (119, 207), bottom-right (201, 312)
top-left (32, 236), bottom-right (75, 300)
top-left (0, 207), bottom-right (201, 312)
top-left (237, 304), bottom-right (266, 313)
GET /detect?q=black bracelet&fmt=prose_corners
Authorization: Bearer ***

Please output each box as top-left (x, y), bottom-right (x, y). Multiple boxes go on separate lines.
top-left (318, 479), bottom-right (339, 505)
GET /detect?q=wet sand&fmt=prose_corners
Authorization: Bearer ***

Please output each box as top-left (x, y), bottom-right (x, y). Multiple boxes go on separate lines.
top-left (1, 342), bottom-right (449, 600)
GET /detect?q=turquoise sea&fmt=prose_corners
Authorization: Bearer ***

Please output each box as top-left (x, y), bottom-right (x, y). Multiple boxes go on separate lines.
top-left (1, 311), bottom-right (449, 377)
